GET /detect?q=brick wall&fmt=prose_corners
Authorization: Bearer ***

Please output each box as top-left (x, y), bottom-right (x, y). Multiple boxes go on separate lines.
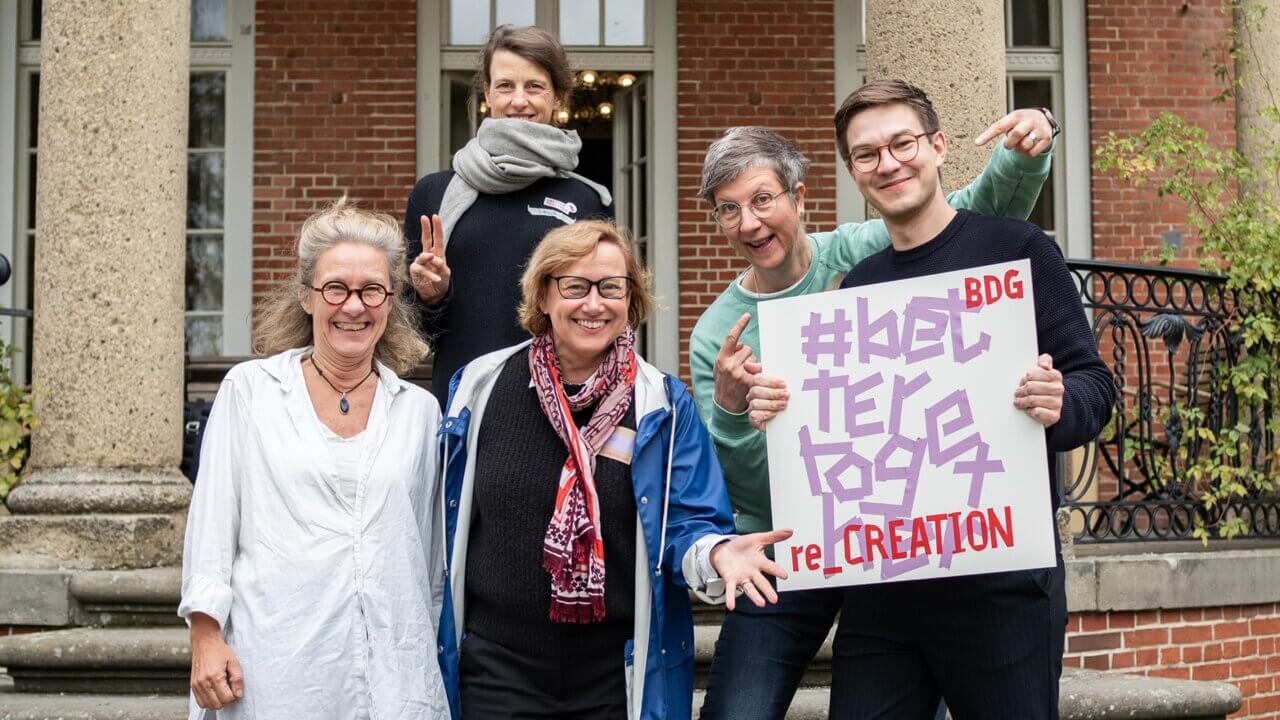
top-left (252, 0), bottom-right (419, 330)
top-left (1065, 603), bottom-right (1280, 719)
top-left (675, 0), bottom-right (838, 379)
top-left (1086, 0), bottom-right (1236, 265)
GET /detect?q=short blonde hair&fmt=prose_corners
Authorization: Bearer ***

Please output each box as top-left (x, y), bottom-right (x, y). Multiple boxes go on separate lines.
top-left (253, 198), bottom-right (429, 375)
top-left (518, 220), bottom-right (654, 337)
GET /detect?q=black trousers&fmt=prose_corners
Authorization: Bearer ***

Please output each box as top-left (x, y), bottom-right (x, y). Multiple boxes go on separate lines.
top-left (459, 630), bottom-right (628, 720)
top-left (829, 564), bottom-right (1067, 720)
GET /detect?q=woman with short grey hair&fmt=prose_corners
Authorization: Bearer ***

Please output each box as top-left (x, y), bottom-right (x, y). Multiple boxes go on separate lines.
top-left (180, 199), bottom-right (447, 719)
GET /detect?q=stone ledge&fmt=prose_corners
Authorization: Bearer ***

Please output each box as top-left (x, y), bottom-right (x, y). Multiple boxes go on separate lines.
top-left (0, 515), bottom-right (186, 571)
top-left (1059, 668), bottom-right (1241, 719)
top-left (1066, 545), bottom-right (1280, 612)
top-left (0, 690), bottom-right (187, 720)
top-left (0, 569), bottom-right (183, 628)
top-left (69, 570), bottom-right (181, 606)
top-left (6, 468), bottom-right (191, 515)
top-left (0, 572), bottom-right (72, 626)
top-left (0, 628), bottom-right (187, 670)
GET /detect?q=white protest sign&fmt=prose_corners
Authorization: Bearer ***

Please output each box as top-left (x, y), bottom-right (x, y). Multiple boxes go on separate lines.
top-left (757, 260), bottom-right (1056, 592)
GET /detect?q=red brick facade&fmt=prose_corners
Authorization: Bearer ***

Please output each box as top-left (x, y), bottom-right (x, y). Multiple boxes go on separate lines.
top-left (1086, 0), bottom-right (1236, 265)
top-left (1065, 604), bottom-right (1280, 718)
top-left (675, 0), bottom-right (838, 378)
top-left (252, 0), bottom-right (419, 321)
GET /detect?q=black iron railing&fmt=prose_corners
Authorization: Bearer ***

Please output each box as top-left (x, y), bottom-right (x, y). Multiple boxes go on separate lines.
top-left (1061, 259), bottom-right (1280, 543)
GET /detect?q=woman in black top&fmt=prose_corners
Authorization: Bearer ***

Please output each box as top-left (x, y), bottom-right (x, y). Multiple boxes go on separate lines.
top-left (405, 25), bottom-right (612, 403)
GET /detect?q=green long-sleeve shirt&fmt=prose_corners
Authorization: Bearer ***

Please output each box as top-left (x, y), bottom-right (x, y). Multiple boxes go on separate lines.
top-left (689, 140), bottom-right (1053, 534)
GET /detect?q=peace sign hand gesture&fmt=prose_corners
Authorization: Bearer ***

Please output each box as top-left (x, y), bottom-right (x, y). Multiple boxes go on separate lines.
top-left (410, 214), bottom-right (451, 305)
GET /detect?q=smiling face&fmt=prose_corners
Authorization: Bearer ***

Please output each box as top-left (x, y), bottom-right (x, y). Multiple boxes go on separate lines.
top-left (712, 166), bottom-right (807, 281)
top-left (302, 241), bottom-right (392, 363)
top-left (843, 102), bottom-right (948, 222)
top-left (539, 240), bottom-right (630, 382)
top-left (484, 49), bottom-right (556, 124)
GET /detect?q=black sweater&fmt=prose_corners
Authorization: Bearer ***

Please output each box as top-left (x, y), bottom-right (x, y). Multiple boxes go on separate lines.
top-left (404, 171), bottom-right (612, 405)
top-left (465, 350), bottom-right (637, 656)
top-left (840, 210), bottom-right (1116, 510)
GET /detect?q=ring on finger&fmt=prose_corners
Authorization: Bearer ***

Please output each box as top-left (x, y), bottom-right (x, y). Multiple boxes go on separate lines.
top-left (1027, 131), bottom-right (1038, 144)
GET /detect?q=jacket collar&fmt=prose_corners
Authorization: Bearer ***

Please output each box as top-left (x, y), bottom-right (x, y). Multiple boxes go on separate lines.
top-left (447, 339), bottom-right (671, 418)
top-left (261, 346), bottom-right (407, 397)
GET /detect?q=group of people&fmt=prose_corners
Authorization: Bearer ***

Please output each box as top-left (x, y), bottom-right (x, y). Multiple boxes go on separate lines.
top-left (180, 23), bottom-right (1114, 720)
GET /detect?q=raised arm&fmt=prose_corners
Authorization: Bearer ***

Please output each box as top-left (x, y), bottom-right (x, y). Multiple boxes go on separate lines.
top-left (946, 108), bottom-right (1057, 220)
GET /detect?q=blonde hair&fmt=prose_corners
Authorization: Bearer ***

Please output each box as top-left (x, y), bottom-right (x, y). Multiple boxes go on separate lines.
top-left (518, 220), bottom-right (654, 337)
top-left (253, 198), bottom-right (429, 375)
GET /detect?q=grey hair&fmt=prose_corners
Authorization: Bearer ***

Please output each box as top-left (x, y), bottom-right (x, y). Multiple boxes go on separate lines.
top-left (253, 197), bottom-right (429, 375)
top-left (697, 126), bottom-right (812, 204)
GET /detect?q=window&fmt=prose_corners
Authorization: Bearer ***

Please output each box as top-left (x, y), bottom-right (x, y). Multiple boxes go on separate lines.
top-left (6, 0), bottom-right (254, 370)
top-left (446, 0), bottom-right (648, 47)
top-left (1005, 0), bottom-right (1064, 243)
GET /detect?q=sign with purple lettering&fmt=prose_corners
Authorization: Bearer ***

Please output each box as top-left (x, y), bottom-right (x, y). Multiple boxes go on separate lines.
top-left (757, 259), bottom-right (1056, 591)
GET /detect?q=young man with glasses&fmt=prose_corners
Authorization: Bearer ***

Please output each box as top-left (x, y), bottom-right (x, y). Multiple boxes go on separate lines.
top-left (691, 95), bottom-right (1061, 719)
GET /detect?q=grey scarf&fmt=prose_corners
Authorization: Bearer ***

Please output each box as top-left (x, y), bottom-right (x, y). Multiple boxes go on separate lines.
top-left (439, 118), bottom-right (613, 248)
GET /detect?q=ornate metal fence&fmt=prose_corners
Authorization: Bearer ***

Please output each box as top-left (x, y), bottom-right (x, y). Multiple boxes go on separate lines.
top-left (1060, 259), bottom-right (1280, 543)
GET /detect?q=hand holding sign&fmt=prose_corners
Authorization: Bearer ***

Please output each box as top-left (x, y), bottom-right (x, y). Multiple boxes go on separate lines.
top-left (747, 373), bottom-right (789, 432)
top-left (410, 214), bottom-right (451, 304)
top-left (710, 528), bottom-right (793, 611)
top-left (1014, 354), bottom-right (1063, 427)
top-left (713, 313), bottom-right (757, 414)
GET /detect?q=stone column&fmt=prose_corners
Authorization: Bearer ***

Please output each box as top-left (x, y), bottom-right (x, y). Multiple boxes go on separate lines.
top-left (0, 0), bottom-right (191, 570)
top-left (863, 0), bottom-right (1007, 193)
top-left (1235, 0), bottom-right (1280, 199)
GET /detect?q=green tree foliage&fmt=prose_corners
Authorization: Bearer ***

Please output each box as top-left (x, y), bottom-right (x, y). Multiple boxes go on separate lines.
top-left (1094, 3), bottom-right (1280, 540)
top-left (0, 340), bottom-right (35, 505)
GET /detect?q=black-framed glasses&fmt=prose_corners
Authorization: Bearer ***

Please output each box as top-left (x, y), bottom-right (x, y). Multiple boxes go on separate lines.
top-left (711, 189), bottom-right (793, 230)
top-left (549, 275), bottom-right (632, 300)
top-left (309, 281), bottom-right (390, 308)
top-left (847, 131), bottom-right (935, 173)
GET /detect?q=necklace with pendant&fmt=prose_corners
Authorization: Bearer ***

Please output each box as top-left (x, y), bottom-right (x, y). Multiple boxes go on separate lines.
top-left (310, 357), bottom-right (376, 415)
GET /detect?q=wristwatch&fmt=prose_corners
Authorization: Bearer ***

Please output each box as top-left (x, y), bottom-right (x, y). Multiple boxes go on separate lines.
top-left (1038, 107), bottom-right (1061, 139)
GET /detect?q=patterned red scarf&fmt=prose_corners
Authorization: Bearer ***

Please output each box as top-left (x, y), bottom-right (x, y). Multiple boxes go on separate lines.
top-left (529, 327), bottom-right (638, 623)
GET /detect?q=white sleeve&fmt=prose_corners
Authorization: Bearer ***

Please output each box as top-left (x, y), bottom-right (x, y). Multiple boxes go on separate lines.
top-left (177, 374), bottom-right (247, 630)
top-left (682, 534), bottom-right (735, 605)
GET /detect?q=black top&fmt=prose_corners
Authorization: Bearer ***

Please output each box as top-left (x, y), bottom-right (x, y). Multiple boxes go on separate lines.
top-left (840, 210), bottom-right (1116, 511)
top-left (404, 171), bottom-right (612, 405)
top-left (465, 349), bottom-right (637, 655)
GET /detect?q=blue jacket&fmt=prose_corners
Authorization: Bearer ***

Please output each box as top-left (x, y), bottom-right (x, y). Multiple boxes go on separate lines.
top-left (435, 341), bottom-right (737, 720)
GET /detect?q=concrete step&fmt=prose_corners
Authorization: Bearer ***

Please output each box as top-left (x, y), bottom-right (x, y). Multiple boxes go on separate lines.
top-left (0, 628), bottom-right (187, 695)
top-left (692, 686), bottom-right (829, 720)
top-left (0, 569), bottom-right (180, 629)
top-left (0, 690), bottom-right (187, 720)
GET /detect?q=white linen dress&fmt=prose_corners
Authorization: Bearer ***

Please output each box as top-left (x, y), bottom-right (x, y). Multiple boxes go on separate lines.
top-left (179, 348), bottom-right (448, 719)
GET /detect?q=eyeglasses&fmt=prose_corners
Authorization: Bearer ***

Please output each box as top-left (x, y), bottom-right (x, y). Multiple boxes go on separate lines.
top-left (310, 282), bottom-right (390, 308)
top-left (549, 275), bottom-right (632, 300)
top-left (846, 132), bottom-right (936, 173)
top-left (711, 189), bottom-right (793, 230)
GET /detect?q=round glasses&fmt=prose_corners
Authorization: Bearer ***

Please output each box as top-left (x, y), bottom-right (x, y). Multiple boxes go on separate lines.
top-left (847, 131), bottom-right (935, 173)
top-left (310, 282), bottom-right (389, 308)
top-left (550, 275), bottom-right (632, 300)
top-left (711, 189), bottom-right (792, 230)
